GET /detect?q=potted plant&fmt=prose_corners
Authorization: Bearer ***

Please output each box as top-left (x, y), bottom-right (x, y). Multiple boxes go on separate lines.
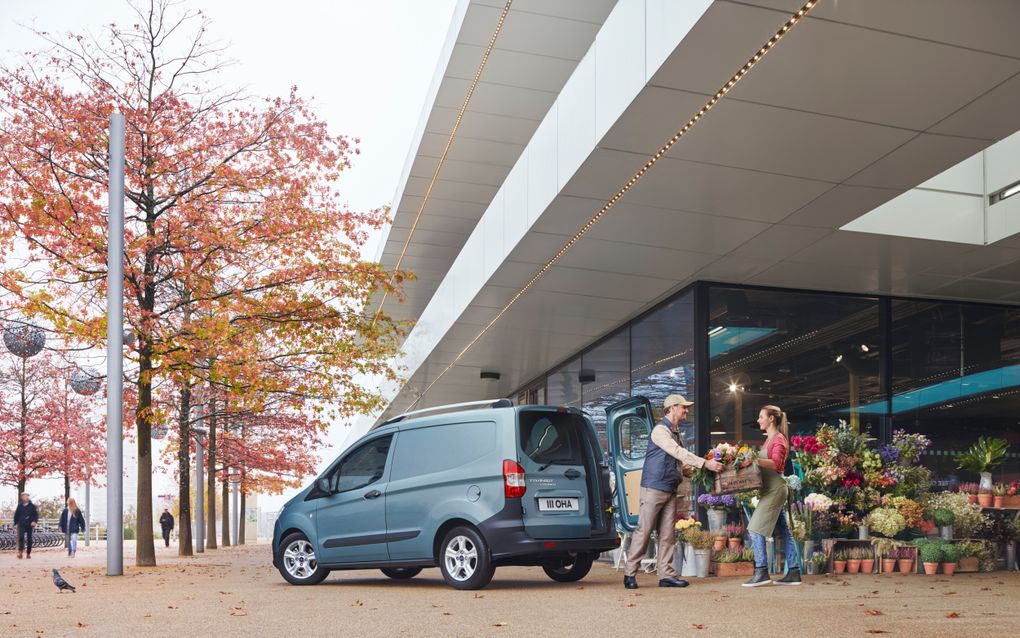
top-left (992, 483), bottom-right (1007, 509)
top-left (957, 436), bottom-right (1009, 497)
top-left (846, 547), bottom-right (861, 574)
top-left (934, 507), bottom-right (955, 541)
top-left (713, 547), bottom-right (755, 577)
top-left (955, 540), bottom-right (983, 572)
top-left (958, 482), bottom-right (979, 505)
top-left (683, 527), bottom-right (715, 578)
top-left (1006, 482), bottom-right (1020, 509)
top-left (881, 549), bottom-right (896, 574)
top-left (940, 543), bottom-right (959, 576)
top-left (860, 547), bottom-right (875, 574)
top-left (833, 549), bottom-right (848, 573)
top-left (895, 546), bottom-right (915, 574)
top-left (917, 539), bottom-right (943, 575)
top-left (725, 523), bottom-right (744, 549)
top-left (807, 551), bottom-right (827, 575)
top-left (698, 493), bottom-right (736, 532)
top-left (712, 530), bottom-right (727, 552)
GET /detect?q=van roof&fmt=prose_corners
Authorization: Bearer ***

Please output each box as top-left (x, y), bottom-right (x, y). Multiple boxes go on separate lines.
top-left (367, 404), bottom-right (584, 435)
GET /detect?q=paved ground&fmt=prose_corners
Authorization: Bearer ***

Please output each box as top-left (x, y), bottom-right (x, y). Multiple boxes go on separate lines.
top-left (1, 541), bottom-right (1017, 637)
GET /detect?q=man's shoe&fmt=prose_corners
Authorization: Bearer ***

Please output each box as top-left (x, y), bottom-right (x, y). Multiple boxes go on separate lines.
top-left (741, 567), bottom-right (772, 587)
top-left (658, 576), bottom-right (689, 588)
top-left (16, 552), bottom-right (22, 559)
top-left (623, 576), bottom-right (638, 589)
top-left (26, 554), bottom-right (31, 559)
top-left (775, 568), bottom-right (802, 586)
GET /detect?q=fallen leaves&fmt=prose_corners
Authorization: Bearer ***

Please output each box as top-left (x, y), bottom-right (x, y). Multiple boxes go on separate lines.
top-left (492, 622), bottom-right (507, 627)
top-left (351, 600), bottom-right (363, 607)
top-left (692, 624), bottom-right (705, 630)
top-left (864, 609), bottom-right (883, 616)
top-left (865, 631), bottom-right (890, 635)
top-left (945, 612), bottom-right (960, 618)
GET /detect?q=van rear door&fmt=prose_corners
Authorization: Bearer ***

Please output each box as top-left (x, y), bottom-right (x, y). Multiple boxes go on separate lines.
top-left (605, 396), bottom-right (654, 533)
top-left (517, 408), bottom-right (594, 540)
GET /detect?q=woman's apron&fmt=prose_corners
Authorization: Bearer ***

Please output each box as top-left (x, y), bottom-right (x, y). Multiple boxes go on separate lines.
top-left (747, 437), bottom-right (788, 538)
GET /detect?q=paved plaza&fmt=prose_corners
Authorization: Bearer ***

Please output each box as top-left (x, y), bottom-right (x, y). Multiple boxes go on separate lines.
top-left (1, 542), bottom-right (1017, 637)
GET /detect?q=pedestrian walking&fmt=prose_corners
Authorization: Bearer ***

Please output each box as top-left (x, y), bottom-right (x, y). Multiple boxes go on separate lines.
top-left (623, 394), bottom-right (723, 589)
top-left (13, 492), bottom-right (38, 559)
top-left (159, 508), bottom-right (175, 547)
top-left (742, 405), bottom-right (802, 587)
top-left (59, 498), bottom-right (87, 558)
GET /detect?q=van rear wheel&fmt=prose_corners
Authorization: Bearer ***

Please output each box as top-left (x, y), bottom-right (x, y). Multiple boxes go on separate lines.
top-left (381, 567), bottom-right (422, 580)
top-left (542, 552), bottom-right (595, 582)
top-left (439, 526), bottom-right (494, 590)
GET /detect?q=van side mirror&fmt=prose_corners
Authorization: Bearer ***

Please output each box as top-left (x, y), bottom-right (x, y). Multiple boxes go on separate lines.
top-left (317, 477), bottom-right (334, 495)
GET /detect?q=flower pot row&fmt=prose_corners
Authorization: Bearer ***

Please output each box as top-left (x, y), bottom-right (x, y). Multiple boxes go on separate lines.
top-left (833, 559), bottom-right (875, 574)
top-left (880, 558), bottom-right (916, 574)
top-left (923, 561), bottom-right (958, 575)
top-left (712, 537), bottom-right (744, 551)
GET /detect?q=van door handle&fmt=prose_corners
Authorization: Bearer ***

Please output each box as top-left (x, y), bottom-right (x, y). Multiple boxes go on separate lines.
top-left (564, 469), bottom-right (581, 479)
top-left (364, 490), bottom-right (382, 499)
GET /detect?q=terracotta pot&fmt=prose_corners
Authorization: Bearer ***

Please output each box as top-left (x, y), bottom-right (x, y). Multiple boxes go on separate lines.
top-left (834, 560), bottom-right (847, 573)
top-left (861, 559), bottom-right (875, 574)
top-left (881, 558), bottom-right (896, 574)
top-left (966, 494), bottom-right (978, 505)
top-left (993, 496), bottom-right (1005, 508)
top-left (847, 559), bottom-right (861, 574)
top-left (922, 562), bottom-right (939, 575)
top-left (727, 538), bottom-right (742, 550)
top-left (715, 561), bottom-right (755, 578)
top-left (957, 556), bottom-right (980, 572)
top-left (713, 537), bottom-right (727, 551)
top-left (941, 562), bottom-right (956, 576)
top-left (897, 559), bottom-right (914, 574)
top-left (977, 493), bottom-right (993, 508)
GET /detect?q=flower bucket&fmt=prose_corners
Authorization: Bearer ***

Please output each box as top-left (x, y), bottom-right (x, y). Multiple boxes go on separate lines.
top-left (693, 549), bottom-right (711, 578)
top-left (857, 525), bottom-right (869, 540)
top-left (939, 526), bottom-right (954, 542)
top-left (897, 559), bottom-right (914, 574)
top-left (681, 543), bottom-right (697, 577)
top-left (707, 509), bottom-right (727, 533)
top-left (979, 471), bottom-right (993, 494)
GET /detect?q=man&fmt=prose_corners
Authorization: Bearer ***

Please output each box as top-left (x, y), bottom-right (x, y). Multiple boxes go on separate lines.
top-left (623, 394), bottom-right (723, 589)
top-left (13, 492), bottom-right (38, 560)
top-left (159, 508), bottom-right (175, 548)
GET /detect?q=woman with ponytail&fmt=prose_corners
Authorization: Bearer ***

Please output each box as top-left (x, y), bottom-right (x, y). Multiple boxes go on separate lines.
top-left (742, 405), bottom-right (801, 587)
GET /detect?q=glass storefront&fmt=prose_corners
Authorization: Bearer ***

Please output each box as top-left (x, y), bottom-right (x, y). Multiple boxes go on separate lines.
top-left (514, 282), bottom-right (1019, 486)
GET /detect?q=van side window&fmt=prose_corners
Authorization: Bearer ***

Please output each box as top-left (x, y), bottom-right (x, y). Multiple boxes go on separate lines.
top-left (618, 416), bottom-right (650, 461)
top-left (390, 422), bottom-right (496, 481)
top-left (334, 435), bottom-right (392, 493)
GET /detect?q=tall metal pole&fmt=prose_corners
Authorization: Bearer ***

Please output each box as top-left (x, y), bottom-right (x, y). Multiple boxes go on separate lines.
top-left (106, 112), bottom-right (125, 576)
top-left (85, 479), bottom-right (91, 547)
top-left (194, 426), bottom-right (206, 554)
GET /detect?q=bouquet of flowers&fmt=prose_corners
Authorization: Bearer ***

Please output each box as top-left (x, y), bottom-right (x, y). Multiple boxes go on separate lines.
top-left (866, 507), bottom-right (907, 538)
top-left (675, 514), bottom-right (701, 533)
top-left (891, 429), bottom-right (931, 465)
top-left (790, 435), bottom-right (827, 471)
top-left (804, 492), bottom-right (834, 512)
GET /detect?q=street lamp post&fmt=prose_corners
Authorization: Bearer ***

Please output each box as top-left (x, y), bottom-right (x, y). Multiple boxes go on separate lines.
top-left (194, 426), bottom-right (207, 554)
top-left (106, 112), bottom-right (125, 576)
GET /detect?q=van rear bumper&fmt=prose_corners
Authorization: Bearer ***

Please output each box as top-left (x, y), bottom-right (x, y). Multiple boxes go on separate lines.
top-left (478, 499), bottom-right (620, 561)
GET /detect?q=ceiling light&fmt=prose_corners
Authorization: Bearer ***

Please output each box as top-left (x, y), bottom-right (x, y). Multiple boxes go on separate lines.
top-left (710, 431), bottom-right (727, 435)
top-left (860, 344), bottom-right (869, 352)
top-left (708, 326), bottom-right (726, 336)
top-left (835, 354), bottom-right (843, 363)
top-left (992, 179), bottom-right (1020, 203)
top-left (728, 384), bottom-right (738, 392)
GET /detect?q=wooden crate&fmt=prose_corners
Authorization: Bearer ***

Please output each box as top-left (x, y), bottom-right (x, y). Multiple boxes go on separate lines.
top-left (713, 464), bottom-right (762, 494)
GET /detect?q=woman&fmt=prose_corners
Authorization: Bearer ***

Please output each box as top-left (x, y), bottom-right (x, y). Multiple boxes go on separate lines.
top-left (59, 498), bottom-right (87, 558)
top-left (742, 405), bottom-right (801, 587)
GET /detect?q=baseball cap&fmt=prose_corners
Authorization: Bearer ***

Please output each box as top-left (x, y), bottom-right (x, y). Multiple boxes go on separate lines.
top-left (664, 394), bottom-right (694, 409)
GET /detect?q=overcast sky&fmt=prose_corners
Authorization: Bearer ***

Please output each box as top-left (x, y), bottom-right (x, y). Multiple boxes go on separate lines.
top-left (0, 0), bottom-right (458, 517)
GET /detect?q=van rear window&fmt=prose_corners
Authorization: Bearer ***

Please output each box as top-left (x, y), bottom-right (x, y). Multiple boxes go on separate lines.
top-left (518, 411), bottom-right (587, 466)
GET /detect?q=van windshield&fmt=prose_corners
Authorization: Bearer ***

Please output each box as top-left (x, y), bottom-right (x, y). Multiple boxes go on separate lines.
top-left (518, 411), bottom-right (588, 466)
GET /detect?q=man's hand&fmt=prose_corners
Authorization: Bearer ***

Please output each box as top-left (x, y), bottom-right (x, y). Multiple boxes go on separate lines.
top-left (30, 521), bottom-right (36, 527)
top-left (704, 459), bottom-right (724, 472)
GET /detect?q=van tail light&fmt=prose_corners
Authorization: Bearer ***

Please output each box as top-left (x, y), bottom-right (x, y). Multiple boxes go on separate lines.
top-left (503, 459), bottom-right (526, 499)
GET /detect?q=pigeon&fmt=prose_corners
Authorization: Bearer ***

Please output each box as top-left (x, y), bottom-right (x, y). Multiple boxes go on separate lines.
top-left (52, 569), bottom-right (76, 593)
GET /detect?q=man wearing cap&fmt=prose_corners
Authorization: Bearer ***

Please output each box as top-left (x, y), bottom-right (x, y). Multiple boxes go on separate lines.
top-left (623, 394), bottom-right (723, 589)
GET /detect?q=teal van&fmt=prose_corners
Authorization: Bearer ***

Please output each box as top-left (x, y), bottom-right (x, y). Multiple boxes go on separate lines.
top-left (272, 399), bottom-right (619, 590)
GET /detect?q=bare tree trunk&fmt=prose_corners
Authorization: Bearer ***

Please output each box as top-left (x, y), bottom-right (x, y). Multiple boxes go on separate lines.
top-left (206, 393), bottom-right (217, 549)
top-left (177, 381), bottom-right (193, 556)
top-left (135, 342), bottom-right (156, 566)
top-left (221, 468), bottom-right (230, 547)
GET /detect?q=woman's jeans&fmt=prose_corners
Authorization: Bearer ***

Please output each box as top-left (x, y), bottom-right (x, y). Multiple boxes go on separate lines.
top-left (68, 532), bottom-right (79, 555)
top-left (749, 511), bottom-right (800, 570)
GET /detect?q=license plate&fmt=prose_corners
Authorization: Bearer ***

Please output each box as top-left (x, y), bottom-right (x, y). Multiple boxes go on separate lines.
top-left (537, 497), bottom-right (579, 512)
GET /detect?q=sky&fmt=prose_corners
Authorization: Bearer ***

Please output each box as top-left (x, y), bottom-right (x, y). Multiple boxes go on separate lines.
top-left (0, 0), bottom-right (459, 518)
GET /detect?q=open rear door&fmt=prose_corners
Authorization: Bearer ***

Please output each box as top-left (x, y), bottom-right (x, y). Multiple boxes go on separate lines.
top-left (605, 396), bottom-right (655, 533)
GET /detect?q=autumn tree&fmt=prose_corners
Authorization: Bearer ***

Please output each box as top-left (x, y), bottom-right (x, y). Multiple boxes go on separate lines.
top-left (0, 1), bottom-right (407, 566)
top-left (0, 350), bottom-right (57, 501)
top-left (41, 369), bottom-right (106, 505)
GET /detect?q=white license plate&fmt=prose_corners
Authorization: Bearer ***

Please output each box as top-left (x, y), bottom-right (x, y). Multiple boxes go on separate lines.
top-left (537, 497), bottom-right (579, 512)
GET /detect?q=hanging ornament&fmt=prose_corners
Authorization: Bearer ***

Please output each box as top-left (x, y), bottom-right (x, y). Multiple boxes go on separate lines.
top-left (3, 322), bottom-right (46, 358)
top-left (70, 367), bottom-right (103, 395)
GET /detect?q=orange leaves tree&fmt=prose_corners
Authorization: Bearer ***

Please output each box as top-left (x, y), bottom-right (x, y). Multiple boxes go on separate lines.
top-left (0, 1), bottom-right (407, 564)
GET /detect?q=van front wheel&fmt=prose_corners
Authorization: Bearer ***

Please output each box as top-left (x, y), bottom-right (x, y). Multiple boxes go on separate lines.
top-left (439, 527), bottom-right (494, 590)
top-left (277, 532), bottom-right (329, 585)
top-left (542, 552), bottom-right (595, 582)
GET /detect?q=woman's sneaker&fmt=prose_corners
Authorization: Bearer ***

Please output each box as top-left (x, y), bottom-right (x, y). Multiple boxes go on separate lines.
top-left (742, 567), bottom-right (773, 587)
top-left (775, 568), bottom-right (802, 585)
